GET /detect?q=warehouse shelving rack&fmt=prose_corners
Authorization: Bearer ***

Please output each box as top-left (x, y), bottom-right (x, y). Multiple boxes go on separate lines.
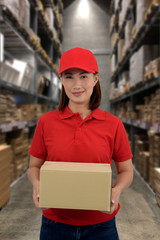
top-left (0, 0), bottom-right (64, 134)
top-left (109, 0), bottom-right (160, 156)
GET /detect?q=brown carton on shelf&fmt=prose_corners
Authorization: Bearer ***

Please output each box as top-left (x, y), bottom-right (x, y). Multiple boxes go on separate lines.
top-left (0, 144), bottom-right (11, 208)
top-left (39, 161), bottom-right (112, 211)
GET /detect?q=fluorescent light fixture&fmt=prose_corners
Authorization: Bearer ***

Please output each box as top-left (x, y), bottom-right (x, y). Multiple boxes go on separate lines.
top-left (77, 0), bottom-right (90, 19)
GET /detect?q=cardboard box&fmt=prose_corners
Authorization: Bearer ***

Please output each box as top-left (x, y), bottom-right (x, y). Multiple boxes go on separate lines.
top-left (0, 144), bottom-right (11, 208)
top-left (39, 161), bottom-right (112, 211)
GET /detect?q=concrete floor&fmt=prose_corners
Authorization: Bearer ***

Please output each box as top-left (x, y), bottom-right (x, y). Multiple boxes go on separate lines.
top-left (0, 0), bottom-right (160, 239)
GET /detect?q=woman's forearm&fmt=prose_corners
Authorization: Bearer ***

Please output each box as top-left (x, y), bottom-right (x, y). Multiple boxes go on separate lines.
top-left (28, 167), bottom-right (40, 186)
top-left (113, 169), bottom-right (133, 194)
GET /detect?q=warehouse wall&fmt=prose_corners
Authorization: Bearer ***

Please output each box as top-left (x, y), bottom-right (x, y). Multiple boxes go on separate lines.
top-left (62, 0), bottom-right (111, 112)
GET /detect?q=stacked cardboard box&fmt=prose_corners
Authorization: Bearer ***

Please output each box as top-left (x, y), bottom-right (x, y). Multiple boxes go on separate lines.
top-left (0, 91), bottom-right (18, 124)
top-left (120, 101), bottom-right (131, 119)
top-left (140, 151), bottom-right (150, 181)
top-left (18, 104), bottom-right (50, 121)
top-left (7, 129), bottom-right (29, 181)
top-left (148, 131), bottom-right (160, 191)
top-left (18, 105), bottom-right (38, 121)
top-left (134, 89), bottom-right (160, 124)
top-left (154, 168), bottom-right (160, 207)
top-left (0, 133), bottom-right (6, 144)
top-left (144, 57), bottom-right (160, 80)
top-left (0, 145), bottom-right (12, 208)
top-left (134, 135), bottom-right (149, 177)
top-left (150, 89), bottom-right (160, 124)
top-left (130, 45), bottom-right (160, 88)
top-left (136, 0), bottom-right (151, 34)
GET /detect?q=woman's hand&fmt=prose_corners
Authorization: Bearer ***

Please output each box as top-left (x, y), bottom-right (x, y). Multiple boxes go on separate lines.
top-left (109, 187), bottom-right (120, 214)
top-left (101, 159), bottom-right (133, 215)
top-left (101, 187), bottom-right (120, 214)
top-left (33, 180), bottom-right (48, 210)
top-left (33, 180), bottom-right (40, 208)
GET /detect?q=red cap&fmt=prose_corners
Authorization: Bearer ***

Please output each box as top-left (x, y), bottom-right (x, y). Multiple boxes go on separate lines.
top-left (58, 47), bottom-right (99, 75)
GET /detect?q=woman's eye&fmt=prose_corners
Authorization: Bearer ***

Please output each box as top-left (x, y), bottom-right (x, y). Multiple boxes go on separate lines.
top-left (81, 75), bottom-right (87, 79)
top-left (66, 76), bottom-right (72, 79)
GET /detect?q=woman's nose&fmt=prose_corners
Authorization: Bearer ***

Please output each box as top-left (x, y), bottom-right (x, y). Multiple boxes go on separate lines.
top-left (73, 78), bottom-right (82, 88)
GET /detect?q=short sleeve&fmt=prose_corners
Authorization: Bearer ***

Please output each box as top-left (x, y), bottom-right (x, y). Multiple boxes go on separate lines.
top-left (28, 117), bottom-right (47, 159)
top-left (112, 119), bottom-right (133, 162)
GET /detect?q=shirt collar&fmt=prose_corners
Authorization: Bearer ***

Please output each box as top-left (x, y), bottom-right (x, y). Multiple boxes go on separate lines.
top-left (59, 106), bottom-right (105, 121)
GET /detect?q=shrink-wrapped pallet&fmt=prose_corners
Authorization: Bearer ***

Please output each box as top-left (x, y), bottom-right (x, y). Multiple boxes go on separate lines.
top-left (124, 20), bottom-right (132, 52)
top-left (136, 0), bottom-right (151, 34)
top-left (45, 8), bottom-right (54, 30)
top-left (130, 45), bottom-right (159, 87)
top-left (129, 52), bottom-right (137, 88)
top-left (7, 129), bottom-right (29, 181)
top-left (19, 0), bottom-right (30, 30)
top-left (0, 0), bottom-right (20, 21)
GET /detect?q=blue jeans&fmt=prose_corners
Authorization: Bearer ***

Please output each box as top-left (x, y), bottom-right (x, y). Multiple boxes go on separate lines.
top-left (40, 215), bottom-right (119, 240)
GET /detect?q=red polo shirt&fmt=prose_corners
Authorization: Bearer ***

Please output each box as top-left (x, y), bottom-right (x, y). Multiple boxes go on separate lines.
top-left (29, 106), bottom-right (133, 225)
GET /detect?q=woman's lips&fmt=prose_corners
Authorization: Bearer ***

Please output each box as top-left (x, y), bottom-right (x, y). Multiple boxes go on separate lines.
top-left (72, 91), bottom-right (84, 97)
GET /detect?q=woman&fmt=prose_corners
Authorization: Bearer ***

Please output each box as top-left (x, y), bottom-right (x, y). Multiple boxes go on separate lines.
top-left (28, 47), bottom-right (133, 240)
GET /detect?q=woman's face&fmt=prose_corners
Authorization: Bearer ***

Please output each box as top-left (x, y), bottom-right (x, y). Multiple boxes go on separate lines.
top-left (60, 68), bottom-right (99, 107)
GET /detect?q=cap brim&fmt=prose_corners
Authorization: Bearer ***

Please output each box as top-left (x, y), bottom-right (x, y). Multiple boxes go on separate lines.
top-left (58, 66), bottom-right (97, 75)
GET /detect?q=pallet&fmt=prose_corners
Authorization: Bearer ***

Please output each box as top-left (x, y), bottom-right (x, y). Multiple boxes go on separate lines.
top-left (144, 69), bottom-right (160, 82)
top-left (144, 0), bottom-right (160, 21)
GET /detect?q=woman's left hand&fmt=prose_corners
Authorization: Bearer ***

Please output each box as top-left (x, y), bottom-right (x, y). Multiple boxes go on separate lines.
top-left (101, 187), bottom-right (121, 215)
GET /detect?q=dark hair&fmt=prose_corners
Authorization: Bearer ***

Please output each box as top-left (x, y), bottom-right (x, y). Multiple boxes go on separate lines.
top-left (58, 74), bottom-right (101, 111)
